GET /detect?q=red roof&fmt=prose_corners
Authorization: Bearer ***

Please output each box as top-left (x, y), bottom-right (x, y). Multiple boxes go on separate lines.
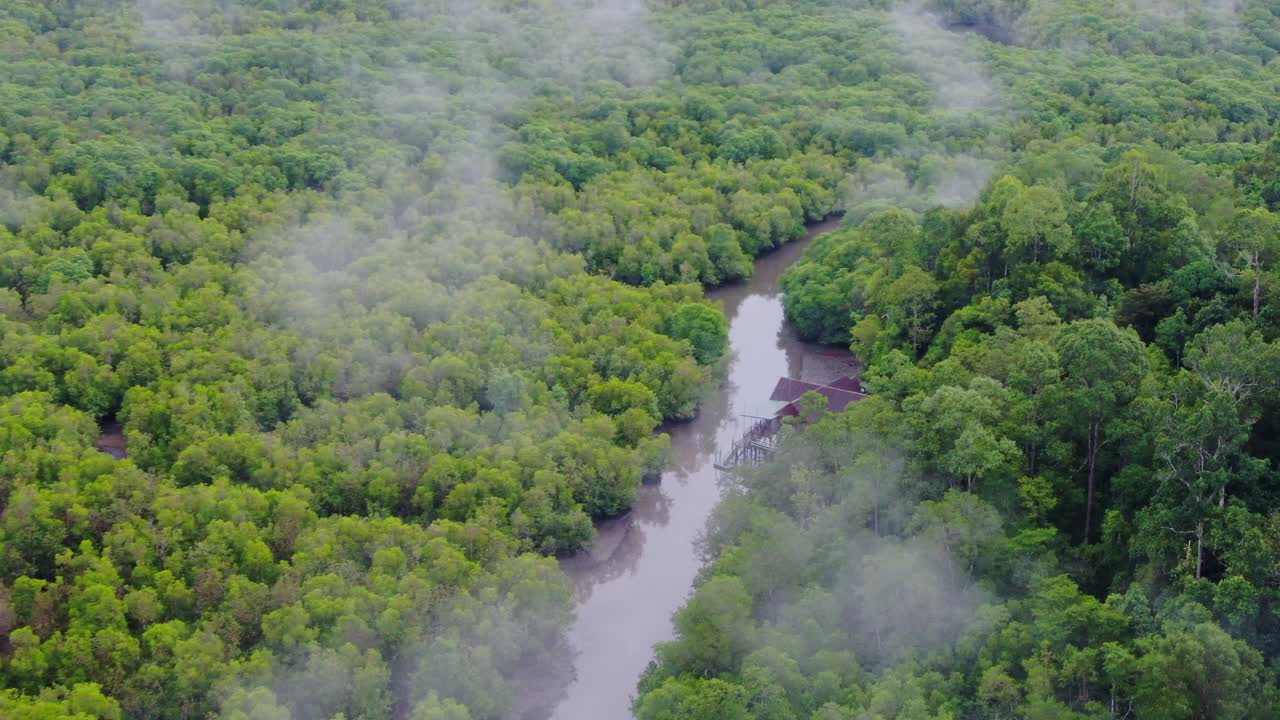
top-left (769, 376), bottom-right (868, 414)
top-left (827, 376), bottom-right (862, 392)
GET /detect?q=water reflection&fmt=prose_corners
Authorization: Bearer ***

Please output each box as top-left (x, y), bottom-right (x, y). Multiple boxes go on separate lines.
top-left (558, 484), bottom-right (675, 604)
top-left (545, 217), bottom-right (853, 720)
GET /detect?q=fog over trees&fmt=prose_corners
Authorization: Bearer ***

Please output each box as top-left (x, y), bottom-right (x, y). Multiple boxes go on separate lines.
top-left (4, 1), bottom-right (1280, 719)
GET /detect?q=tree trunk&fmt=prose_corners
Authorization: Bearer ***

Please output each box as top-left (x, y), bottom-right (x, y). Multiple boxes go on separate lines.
top-left (1084, 420), bottom-right (1100, 543)
top-left (1254, 272), bottom-right (1262, 320)
top-left (1196, 520), bottom-right (1205, 580)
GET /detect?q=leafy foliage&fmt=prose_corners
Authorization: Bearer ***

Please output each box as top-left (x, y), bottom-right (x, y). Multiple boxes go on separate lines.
top-left (643, 0), bottom-right (1280, 718)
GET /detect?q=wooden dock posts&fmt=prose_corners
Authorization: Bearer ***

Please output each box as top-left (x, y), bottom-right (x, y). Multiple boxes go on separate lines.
top-left (714, 415), bottom-right (783, 472)
top-left (715, 373), bottom-right (867, 474)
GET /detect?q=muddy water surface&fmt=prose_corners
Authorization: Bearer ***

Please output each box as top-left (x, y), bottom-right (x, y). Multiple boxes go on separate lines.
top-left (95, 422), bottom-right (127, 459)
top-left (548, 217), bottom-right (857, 719)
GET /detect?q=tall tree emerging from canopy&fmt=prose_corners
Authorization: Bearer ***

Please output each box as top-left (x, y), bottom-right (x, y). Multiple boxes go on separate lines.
top-left (1220, 208), bottom-right (1280, 320)
top-left (1002, 183), bottom-right (1073, 265)
top-left (1145, 320), bottom-right (1280, 578)
top-left (1055, 318), bottom-right (1148, 543)
top-left (880, 266), bottom-right (940, 354)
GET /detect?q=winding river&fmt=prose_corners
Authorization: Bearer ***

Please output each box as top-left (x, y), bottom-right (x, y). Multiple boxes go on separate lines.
top-left (546, 217), bottom-right (856, 719)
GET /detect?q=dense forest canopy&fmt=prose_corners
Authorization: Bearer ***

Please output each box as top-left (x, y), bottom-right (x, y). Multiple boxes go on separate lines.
top-left (639, 1), bottom-right (1280, 720)
top-left (5, 0), bottom-right (1280, 719)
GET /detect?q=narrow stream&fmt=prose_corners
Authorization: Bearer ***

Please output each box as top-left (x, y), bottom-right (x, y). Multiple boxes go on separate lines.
top-left (547, 216), bottom-right (856, 719)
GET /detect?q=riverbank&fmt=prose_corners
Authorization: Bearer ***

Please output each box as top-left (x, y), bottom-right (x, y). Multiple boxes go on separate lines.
top-left (545, 217), bottom-right (855, 720)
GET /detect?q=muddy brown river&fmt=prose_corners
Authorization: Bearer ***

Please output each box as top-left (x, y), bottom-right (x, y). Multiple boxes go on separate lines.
top-left (546, 217), bottom-right (856, 719)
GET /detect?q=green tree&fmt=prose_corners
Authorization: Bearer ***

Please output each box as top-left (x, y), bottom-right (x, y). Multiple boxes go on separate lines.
top-left (1055, 319), bottom-right (1148, 542)
top-left (1130, 623), bottom-right (1266, 720)
top-left (880, 267), bottom-right (940, 354)
top-left (1220, 208), bottom-right (1280, 320)
top-left (664, 303), bottom-right (729, 365)
top-left (635, 678), bottom-right (752, 720)
top-left (657, 576), bottom-right (755, 677)
top-left (1003, 185), bottom-right (1073, 265)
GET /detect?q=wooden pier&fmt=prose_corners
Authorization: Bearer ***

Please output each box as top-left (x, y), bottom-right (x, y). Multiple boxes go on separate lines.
top-left (715, 415), bottom-right (784, 472)
top-left (714, 372), bottom-right (869, 474)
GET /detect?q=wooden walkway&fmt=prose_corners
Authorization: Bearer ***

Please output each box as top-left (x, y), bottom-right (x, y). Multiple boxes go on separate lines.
top-left (715, 373), bottom-right (867, 474)
top-left (714, 415), bottom-right (783, 472)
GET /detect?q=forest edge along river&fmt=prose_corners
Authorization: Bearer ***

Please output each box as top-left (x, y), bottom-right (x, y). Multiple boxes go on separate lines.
top-left (90, 215), bottom-right (853, 720)
top-left (542, 216), bottom-right (857, 720)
